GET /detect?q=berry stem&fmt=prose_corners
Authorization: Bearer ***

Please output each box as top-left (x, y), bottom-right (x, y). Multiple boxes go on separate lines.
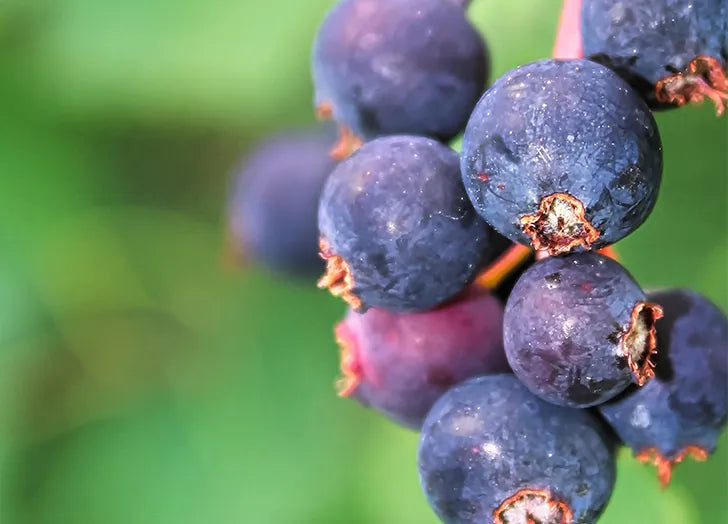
top-left (598, 245), bottom-right (619, 261)
top-left (553, 0), bottom-right (583, 59)
top-left (475, 244), bottom-right (532, 289)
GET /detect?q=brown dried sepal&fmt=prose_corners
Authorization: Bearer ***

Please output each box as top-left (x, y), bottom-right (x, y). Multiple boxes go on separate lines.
top-left (520, 193), bottom-right (600, 256)
top-left (329, 125), bottom-right (363, 161)
top-left (315, 101), bottom-right (334, 120)
top-left (622, 301), bottom-right (664, 386)
top-left (655, 56), bottom-right (728, 115)
top-left (317, 237), bottom-right (362, 311)
top-left (334, 322), bottom-right (362, 397)
top-left (636, 446), bottom-right (709, 489)
top-left (494, 488), bottom-right (573, 524)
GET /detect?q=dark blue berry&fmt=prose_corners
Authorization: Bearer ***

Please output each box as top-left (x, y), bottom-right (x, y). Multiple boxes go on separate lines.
top-left (724, 1), bottom-right (728, 54)
top-left (461, 59), bottom-right (663, 255)
top-left (228, 127), bottom-right (336, 277)
top-left (581, 0), bottom-right (728, 111)
top-left (318, 135), bottom-right (494, 313)
top-left (418, 374), bottom-right (616, 524)
top-left (598, 289), bottom-right (728, 487)
top-left (335, 288), bottom-right (507, 429)
top-left (503, 252), bottom-right (663, 408)
top-left (312, 0), bottom-right (488, 141)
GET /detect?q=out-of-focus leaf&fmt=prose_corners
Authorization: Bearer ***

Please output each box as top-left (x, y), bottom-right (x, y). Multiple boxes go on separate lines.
top-left (14, 0), bottom-right (334, 126)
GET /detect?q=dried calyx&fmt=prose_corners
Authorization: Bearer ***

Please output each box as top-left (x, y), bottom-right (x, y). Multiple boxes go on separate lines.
top-left (622, 301), bottom-right (664, 386)
top-left (494, 488), bottom-right (573, 524)
top-left (656, 56), bottom-right (728, 115)
top-left (329, 125), bottom-right (363, 160)
top-left (636, 446), bottom-right (709, 489)
top-left (317, 237), bottom-right (362, 310)
top-left (314, 100), bottom-right (362, 160)
top-left (315, 101), bottom-right (334, 120)
top-left (334, 323), bottom-right (363, 397)
top-left (520, 193), bottom-right (600, 256)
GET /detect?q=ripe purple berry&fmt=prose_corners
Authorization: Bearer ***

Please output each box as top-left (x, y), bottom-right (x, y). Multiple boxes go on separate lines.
top-left (312, 0), bottom-right (488, 141)
top-left (503, 251), bottom-right (663, 407)
top-left (581, 0), bottom-right (728, 113)
top-left (228, 127), bottom-right (336, 277)
top-left (598, 289), bottom-right (728, 487)
top-left (334, 289), bottom-right (507, 429)
top-left (418, 374), bottom-right (616, 523)
top-left (318, 135), bottom-right (494, 312)
top-left (461, 59), bottom-right (662, 256)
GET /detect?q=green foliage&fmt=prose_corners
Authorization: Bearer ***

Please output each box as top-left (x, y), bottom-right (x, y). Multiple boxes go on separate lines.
top-left (0, 1), bottom-right (725, 522)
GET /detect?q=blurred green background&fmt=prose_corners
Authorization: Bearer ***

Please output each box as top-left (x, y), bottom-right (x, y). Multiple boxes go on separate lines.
top-left (0, 1), bottom-right (726, 522)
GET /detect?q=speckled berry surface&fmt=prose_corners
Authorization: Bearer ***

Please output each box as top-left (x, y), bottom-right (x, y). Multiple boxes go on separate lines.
top-left (318, 135), bottom-right (494, 312)
top-left (312, 0), bottom-right (487, 141)
top-left (418, 374), bottom-right (616, 524)
top-left (228, 127), bottom-right (336, 277)
top-left (335, 289), bottom-right (508, 429)
top-left (724, 0), bottom-right (728, 53)
top-left (461, 59), bottom-right (662, 251)
top-left (503, 251), bottom-right (660, 407)
top-left (599, 289), bottom-right (728, 464)
top-left (581, 0), bottom-right (726, 103)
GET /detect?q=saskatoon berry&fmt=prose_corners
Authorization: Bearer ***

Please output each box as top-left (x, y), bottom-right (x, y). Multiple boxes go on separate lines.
top-left (318, 135), bottom-right (494, 313)
top-left (311, 0), bottom-right (488, 142)
top-left (598, 289), bottom-right (728, 487)
top-left (334, 288), bottom-right (508, 429)
top-left (461, 58), bottom-right (663, 256)
top-left (228, 127), bottom-right (336, 277)
top-left (418, 374), bottom-right (616, 524)
top-left (581, 0), bottom-right (728, 113)
top-left (503, 251), bottom-right (663, 408)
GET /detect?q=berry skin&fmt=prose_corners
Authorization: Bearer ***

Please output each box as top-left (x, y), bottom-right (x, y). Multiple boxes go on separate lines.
top-left (228, 127), bottom-right (336, 277)
top-left (312, 0), bottom-right (488, 142)
top-left (581, 0), bottom-right (728, 113)
top-left (318, 136), bottom-right (494, 313)
top-left (418, 374), bottom-right (616, 524)
top-left (598, 289), bottom-right (728, 487)
top-left (335, 289), bottom-right (508, 429)
top-left (503, 252), bottom-right (663, 408)
top-left (461, 59), bottom-right (663, 256)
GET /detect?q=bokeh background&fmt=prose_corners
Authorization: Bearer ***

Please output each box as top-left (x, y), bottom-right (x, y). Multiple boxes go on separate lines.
top-left (0, 1), bottom-right (726, 522)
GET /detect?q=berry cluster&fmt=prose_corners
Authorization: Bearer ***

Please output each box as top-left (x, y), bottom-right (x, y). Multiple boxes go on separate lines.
top-left (228, 1), bottom-right (727, 522)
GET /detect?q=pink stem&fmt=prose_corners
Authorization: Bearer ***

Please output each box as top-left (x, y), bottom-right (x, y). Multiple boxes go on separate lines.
top-left (553, 0), bottom-right (584, 59)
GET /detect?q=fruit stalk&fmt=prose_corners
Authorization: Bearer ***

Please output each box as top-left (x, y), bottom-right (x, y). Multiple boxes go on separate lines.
top-left (553, 0), bottom-right (583, 59)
